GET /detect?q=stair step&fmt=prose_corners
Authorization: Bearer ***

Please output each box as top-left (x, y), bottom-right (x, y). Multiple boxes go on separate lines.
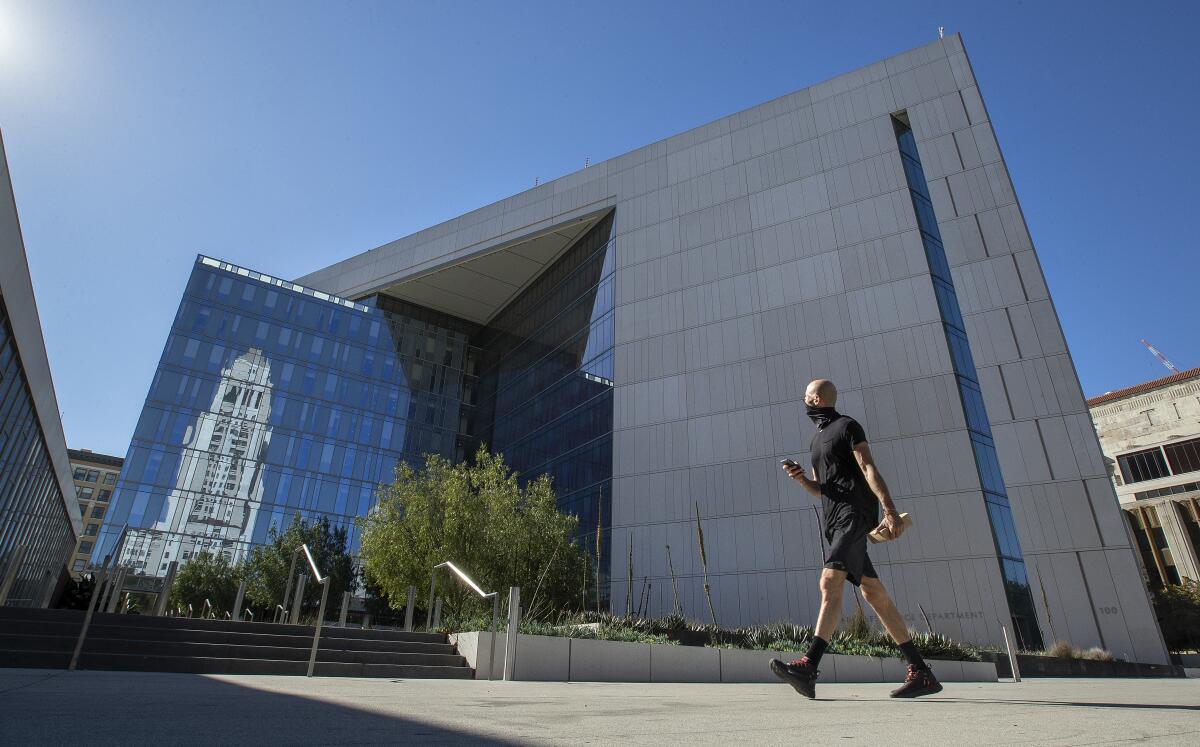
top-left (0, 607), bottom-right (474, 679)
top-left (0, 608), bottom-right (447, 644)
top-left (0, 649), bottom-right (473, 678)
top-left (0, 633), bottom-right (467, 667)
top-left (0, 621), bottom-right (457, 654)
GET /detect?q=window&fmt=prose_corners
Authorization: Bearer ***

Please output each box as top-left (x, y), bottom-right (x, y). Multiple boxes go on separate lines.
top-left (103, 472), bottom-right (117, 485)
top-left (98, 489), bottom-right (111, 502)
top-left (79, 541), bottom-right (93, 554)
top-left (91, 505), bottom-right (105, 519)
top-left (77, 487), bottom-right (94, 500)
top-left (84, 469), bottom-right (99, 482)
top-left (73, 467), bottom-right (87, 481)
top-left (84, 523), bottom-right (99, 536)
top-left (1118, 447), bottom-right (1170, 484)
top-left (1164, 437), bottom-right (1200, 476)
top-left (72, 560), bottom-right (86, 571)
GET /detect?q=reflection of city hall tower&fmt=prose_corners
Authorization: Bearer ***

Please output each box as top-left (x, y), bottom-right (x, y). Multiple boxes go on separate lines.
top-left (122, 351), bottom-right (272, 572)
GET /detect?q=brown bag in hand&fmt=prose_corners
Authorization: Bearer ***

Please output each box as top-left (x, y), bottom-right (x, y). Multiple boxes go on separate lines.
top-left (868, 512), bottom-right (913, 544)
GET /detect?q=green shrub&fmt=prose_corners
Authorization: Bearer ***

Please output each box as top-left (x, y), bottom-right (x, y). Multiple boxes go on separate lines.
top-left (1153, 580), bottom-right (1200, 652)
top-left (442, 609), bottom-right (992, 662)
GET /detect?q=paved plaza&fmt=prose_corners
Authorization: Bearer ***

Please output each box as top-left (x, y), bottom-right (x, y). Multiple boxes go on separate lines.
top-left (1, 668), bottom-right (1197, 745)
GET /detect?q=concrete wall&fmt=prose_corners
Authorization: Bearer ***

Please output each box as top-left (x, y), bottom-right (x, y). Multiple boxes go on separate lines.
top-left (299, 36), bottom-right (1167, 663)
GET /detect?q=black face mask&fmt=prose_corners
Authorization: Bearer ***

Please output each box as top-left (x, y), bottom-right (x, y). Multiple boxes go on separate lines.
top-left (806, 406), bottom-right (839, 428)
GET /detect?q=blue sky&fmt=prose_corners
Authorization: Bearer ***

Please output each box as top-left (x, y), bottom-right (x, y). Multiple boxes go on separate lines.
top-left (1, 0), bottom-right (1197, 457)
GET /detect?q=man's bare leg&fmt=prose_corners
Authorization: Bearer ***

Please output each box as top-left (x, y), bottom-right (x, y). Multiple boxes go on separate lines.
top-left (860, 576), bottom-right (943, 697)
top-left (769, 568), bottom-right (848, 697)
top-left (859, 576), bottom-right (909, 643)
top-left (815, 568), bottom-right (848, 640)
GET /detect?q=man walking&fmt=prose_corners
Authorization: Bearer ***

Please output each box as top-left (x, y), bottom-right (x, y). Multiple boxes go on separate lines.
top-left (770, 379), bottom-right (941, 699)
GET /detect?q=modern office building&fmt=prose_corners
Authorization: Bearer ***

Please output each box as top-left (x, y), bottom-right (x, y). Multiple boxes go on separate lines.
top-left (93, 35), bottom-right (1167, 661)
top-left (66, 449), bottom-right (123, 575)
top-left (1088, 367), bottom-right (1200, 587)
top-left (0, 131), bottom-right (80, 606)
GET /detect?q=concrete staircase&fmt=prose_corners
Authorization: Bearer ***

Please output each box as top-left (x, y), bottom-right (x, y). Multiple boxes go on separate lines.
top-left (0, 607), bottom-right (473, 678)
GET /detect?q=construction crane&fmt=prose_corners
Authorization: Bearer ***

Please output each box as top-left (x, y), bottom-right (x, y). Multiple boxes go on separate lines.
top-left (1140, 339), bottom-right (1180, 374)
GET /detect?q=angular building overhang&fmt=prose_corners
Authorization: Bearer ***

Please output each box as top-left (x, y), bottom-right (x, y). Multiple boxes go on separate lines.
top-left (372, 209), bottom-right (610, 325)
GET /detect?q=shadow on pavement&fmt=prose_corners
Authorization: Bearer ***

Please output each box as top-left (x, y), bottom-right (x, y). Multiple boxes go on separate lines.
top-left (0, 669), bottom-right (519, 745)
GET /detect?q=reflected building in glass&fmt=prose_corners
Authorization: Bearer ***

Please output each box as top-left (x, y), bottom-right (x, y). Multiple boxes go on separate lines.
top-left (96, 215), bottom-right (618, 587)
top-left (95, 35), bottom-right (1170, 661)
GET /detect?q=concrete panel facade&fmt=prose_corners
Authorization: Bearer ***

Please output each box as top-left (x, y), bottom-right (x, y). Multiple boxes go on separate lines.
top-left (298, 36), bottom-right (1166, 661)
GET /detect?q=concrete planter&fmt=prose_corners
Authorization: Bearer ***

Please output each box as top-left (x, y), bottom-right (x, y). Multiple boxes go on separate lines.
top-left (453, 632), bottom-right (997, 683)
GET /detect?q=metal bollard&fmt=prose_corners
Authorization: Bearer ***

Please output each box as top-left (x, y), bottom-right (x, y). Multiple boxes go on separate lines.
top-left (0, 545), bottom-right (28, 606)
top-left (290, 574), bottom-right (307, 625)
top-left (232, 580), bottom-right (247, 621)
top-left (155, 561), bottom-right (178, 617)
top-left (338, 591), bottom-right (350, 627)
top-left (104, 570), bottom-right (126, 614)
top-left (403, 586), bottom-right (415, 632)
top-left (432, 597), bottom-right (443, 630)
top-left (38, 569), bottom-right (56, 609)
top-left (503, 586), bottom-right (521, 681)
top-left (1001, 624), bottom-right (1022, 683)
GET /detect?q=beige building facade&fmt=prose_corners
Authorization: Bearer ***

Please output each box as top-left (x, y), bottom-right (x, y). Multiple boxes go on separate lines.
top-left (1088, 368), bottom-right (1200, 587)
top-left (66, 449), bottom-right (123, 576)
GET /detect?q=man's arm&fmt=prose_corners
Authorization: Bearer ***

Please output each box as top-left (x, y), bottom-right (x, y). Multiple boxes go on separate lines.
top-left (852, 442), bottom-right (905, 537)
top-left (783, 462), bottom-right (822, 497)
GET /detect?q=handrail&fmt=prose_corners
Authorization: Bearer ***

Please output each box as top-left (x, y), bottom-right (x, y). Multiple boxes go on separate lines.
top-left (296, 543), bottom-right (331, 678)
top-left (301, 544), bottom-right (324, 584)
top-left (435, 561), bottom-right (489, 599)
top-left (429, 561), bottom-right (502, 680)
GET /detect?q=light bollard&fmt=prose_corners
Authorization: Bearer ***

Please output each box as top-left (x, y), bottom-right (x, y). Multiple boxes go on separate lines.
top-left (290, 574), bottom-right (307, 625)
top-left (403, 586), bottom-right (415, 632)
top-left (0, 545), bottom-right (29, 606)
top-left (502, 586), bottom-right (521, 681)
top-left (232, 580), bottom-right (247, 621)
top-left (39, 569), bottom-right (57, 609)
top-left (154, 561), bottom-right (178, 617)
top-left (104, 569), bottom-right (126, 614)
top-left (280, 548), bottom-right (300, 622)
top-left (1001, 624), bottom-right (1022, 683)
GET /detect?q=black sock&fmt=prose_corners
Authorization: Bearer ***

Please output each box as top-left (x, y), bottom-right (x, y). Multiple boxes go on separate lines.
top-left (805, 636), bottom-right (829, 667)
top-left (898, 640), bottom-right (926, 669)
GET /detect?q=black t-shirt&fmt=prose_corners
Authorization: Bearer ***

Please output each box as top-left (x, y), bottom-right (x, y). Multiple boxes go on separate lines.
top-left (810, 414), bottom-right (878, 521)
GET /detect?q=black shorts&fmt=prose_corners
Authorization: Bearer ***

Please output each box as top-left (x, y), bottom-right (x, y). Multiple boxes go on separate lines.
top-left (824, 510), bottom-right (878, 587)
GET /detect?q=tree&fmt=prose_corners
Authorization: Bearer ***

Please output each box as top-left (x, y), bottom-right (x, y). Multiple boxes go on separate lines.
top-left (1154, 580), bottom-right (1200, 652)
top-left (242, 515), bottom-right (355, 617)
top-left (170, 552), bottom-right (239, 615)
top-left (358, 446), bottom-right (589, 621)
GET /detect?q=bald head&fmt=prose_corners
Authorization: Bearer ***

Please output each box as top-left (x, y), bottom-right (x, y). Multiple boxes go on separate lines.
top-left (805, 379), bottom-right (838, 407)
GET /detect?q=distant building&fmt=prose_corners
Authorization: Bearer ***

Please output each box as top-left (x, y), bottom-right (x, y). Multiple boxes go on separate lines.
top-left (0, 130), bottom-right (78, 606)
top-left (1089, 368), bottom-right (1200, 586)
top-left (66, 449), bottom-right (124, 575)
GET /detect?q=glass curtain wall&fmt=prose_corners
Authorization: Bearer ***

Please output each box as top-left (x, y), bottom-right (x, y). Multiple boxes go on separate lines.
top-left (0, 293), bottom-right (76, 606)
top-left (469, 214), bottom-right (616, 604)
top-left (893, 116), bottom-right (1045, 650)
top-left (92, 258), bottom-right (475, 575)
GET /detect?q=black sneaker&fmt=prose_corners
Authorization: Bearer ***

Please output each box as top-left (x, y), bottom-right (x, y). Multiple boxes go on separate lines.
top-left (889, 665), bottom-right (942, 698)
top-left (770, 656), bottom-right (818, 699)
